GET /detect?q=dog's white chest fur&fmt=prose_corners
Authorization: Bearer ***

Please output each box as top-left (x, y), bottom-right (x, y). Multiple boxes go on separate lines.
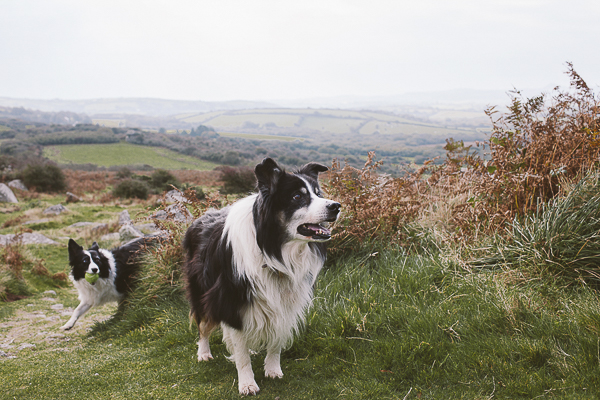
top-left (71, 274), bottom-right (122, 307)
top-left (224, 195), bottom-right (324, 350)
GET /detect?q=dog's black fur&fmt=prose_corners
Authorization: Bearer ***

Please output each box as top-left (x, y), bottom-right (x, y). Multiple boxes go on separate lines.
top-left (182, 158), bottom-right (340, 395)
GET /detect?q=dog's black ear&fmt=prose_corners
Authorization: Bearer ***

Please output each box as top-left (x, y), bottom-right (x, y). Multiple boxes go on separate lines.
top-left (90, 242), bottom-right (99, 251)
top-left (255, 158), bottom-right (284, 195)
top-left (68, 238), bottom-right (82, 255)
top-left (297, 162), bottom-right (328, 181)
top-left (68, 239), bottom-right (83, 266)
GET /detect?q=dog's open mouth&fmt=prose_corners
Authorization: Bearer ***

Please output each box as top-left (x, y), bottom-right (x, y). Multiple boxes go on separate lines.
top-left (297, 223), bottom-right (331, 240)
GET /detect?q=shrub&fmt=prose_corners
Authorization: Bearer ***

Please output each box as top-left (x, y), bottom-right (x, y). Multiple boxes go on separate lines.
top-left (222, 151), bottom-right (241, 166)
top-left (116, 167), bottom-right (132, 179)
top-left (219, 166), bottom-right (256, 194)
top-left (21, 163), bottom-right (67, 193)
top-left (180, 183), bottom-right (206, 200)
top-left (150, 169), bottom-right (180, 192)
top-left (325, 152), bottom-right (429, 253)
top-left (190, 124), bottom-right (217, 137)
top-left (0, 236), bottom-right (30, 300)
top-left (112, 179), bottom-right (150, 199)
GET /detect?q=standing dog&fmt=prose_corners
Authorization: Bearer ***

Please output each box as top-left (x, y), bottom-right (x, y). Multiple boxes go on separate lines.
top-left (61, 237), bottom-right (149, 330)
top-left (183, 158), bottom-right (341, 395)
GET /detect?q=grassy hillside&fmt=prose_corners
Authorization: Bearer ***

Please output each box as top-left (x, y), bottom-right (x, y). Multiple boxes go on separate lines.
top-left (42, 142), bottom-right (218, 170)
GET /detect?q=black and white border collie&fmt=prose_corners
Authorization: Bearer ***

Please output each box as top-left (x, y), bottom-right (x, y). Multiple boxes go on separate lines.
top-left (61, 237), bottom-right (148, 330)
top-left (183, 158), bottom-right (341, 395)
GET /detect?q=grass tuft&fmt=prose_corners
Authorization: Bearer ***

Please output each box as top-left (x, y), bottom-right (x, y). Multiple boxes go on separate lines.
top-left (471, 172), bottom-right (600, 284)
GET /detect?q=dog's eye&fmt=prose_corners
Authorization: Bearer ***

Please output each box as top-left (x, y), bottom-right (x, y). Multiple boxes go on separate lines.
top-left (293, 193), bottom-right (302, 201)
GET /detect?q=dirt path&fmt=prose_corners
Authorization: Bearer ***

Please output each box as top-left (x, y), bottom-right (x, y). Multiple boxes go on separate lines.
top-left (0, 288), bottom-right (116, 360)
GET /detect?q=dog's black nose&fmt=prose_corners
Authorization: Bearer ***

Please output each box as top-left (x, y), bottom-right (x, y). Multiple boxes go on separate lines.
top-left (91, 268), bottom-right (98, 273)
top-left (327, 202), bottom-right (341, 213)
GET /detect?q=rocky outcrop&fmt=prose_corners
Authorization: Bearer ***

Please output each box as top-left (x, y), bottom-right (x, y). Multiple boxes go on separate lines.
top-left (164, 189), bottom-right (189, 204)
top-left (68, 222), bottom-right (96, 228)
top-left (0, 232), bottom-right (60, 246)
top-left (43, 204), bottom-right (68, 215)
top-left (65, 192), bottom-right (81, 203)
top-left (119, 223), bottom-right (144, 241)
top-left (153, 204), bottom-right (193, 223)
top-left (8, 180), bottom-right (28, 191)
top-left (0, 183), bottom-right (18, 203)
top-left (118, 210), bottom-right (131, 225)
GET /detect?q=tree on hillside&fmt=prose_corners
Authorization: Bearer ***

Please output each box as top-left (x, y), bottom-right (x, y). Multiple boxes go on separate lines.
top-left (190, 125), bottom-right (217, 137)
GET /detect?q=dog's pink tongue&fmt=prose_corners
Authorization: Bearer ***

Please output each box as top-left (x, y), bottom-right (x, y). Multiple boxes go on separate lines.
top-left (307, 224), bottom-right (331, 235)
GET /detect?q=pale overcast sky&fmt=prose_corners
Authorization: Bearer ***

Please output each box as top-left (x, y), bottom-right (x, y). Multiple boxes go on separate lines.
top-left (0, 0), bottom-right (598, 101)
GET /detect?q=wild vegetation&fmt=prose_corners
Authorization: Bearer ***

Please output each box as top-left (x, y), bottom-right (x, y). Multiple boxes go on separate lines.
top-left (2, 66), bottom-right (600, 398)
top-left (327, 65), bottom-right (600, 249)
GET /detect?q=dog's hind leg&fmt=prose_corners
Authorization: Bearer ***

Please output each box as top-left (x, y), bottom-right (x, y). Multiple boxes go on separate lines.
top-left (264, 343), bottom-right (284, 379)
top-left (197, 319), bottom-right (216, 361)
top-left (60, 302), bottom-right (92, 330)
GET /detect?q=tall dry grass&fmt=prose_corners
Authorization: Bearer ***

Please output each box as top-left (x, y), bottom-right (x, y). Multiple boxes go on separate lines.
top-left (325, 65), bottom-right (600, 251)
top-left (63, 170), bottom-right (119, 195)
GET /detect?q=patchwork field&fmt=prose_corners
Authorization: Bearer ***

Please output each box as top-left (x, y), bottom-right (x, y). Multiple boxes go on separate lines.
top-left (217, 132), bottom-right (302, 141)
top-left (42, 142), bottom-right (218, 170)
top-left (176, 108), bottom-right (481, 137)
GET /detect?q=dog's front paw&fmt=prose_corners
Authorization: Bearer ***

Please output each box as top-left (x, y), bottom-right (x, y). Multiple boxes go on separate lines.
top-left (265, 368), bottom-right (283, 379)
top-left (197, 351), bottom-right (213, 362)
top-left (239, 381), bottom-right (260, 396)
top-left (60, 323), bottom-right (73, 331)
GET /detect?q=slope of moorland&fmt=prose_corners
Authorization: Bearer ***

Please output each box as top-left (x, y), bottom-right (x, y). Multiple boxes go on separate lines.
top-left (2, 66), bottom-right (600, 399)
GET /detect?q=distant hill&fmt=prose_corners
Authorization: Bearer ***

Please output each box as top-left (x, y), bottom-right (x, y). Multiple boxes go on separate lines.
top-left (0, 88), bottom-right (523, 118)
top-left (174, 108), bottom-right (487, 138)
top-left (0, 97), bottom-right (276, 117)
top-left (0, 93), bottom-right (496, 142)
top-left (0, 106), bottom-right (91, 125)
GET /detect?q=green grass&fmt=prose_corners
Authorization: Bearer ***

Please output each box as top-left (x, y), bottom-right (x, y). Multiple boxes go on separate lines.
top-left (42, 142), bottom-right (217, 170)
top-left (3, 176), bottom-right (600, 398)
top-left (3, 248), bottom-right (600, 398)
